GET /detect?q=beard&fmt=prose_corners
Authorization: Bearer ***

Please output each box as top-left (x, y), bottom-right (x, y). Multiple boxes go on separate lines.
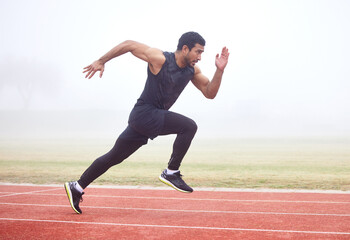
top-left (184, 54), bottom-right (197, 67)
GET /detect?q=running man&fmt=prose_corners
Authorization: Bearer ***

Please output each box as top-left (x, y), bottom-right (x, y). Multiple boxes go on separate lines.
top-left (65, 32), bottom-right (229, 214)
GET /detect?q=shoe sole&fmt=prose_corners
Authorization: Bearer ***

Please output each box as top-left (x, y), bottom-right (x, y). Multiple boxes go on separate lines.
top-left (64, 182), bottom-right (82, 214)
top-left (158, 175), bottom-right (193, 193)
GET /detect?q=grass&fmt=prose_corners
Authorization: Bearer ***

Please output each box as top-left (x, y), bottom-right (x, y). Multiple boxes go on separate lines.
top-left (0, 137), bottom-right (349, 190)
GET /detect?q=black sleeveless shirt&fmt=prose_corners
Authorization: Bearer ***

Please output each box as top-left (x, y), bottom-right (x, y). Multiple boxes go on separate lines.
top-left (137, 51), bottom-right (194, 110)
top-left (128, 51), bottom-right (194, 138)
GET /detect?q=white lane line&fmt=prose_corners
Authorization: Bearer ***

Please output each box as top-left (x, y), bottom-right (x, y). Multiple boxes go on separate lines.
top-left (0, 217), bottom-right (349, 235)
top-left (1, 183), bottom-right (349, 194)
top-left (20, 192), bottom-right (350, 204)
top-left (0, 188), bottom-right (61, 198)
top-left (87, 194), bottom-right (350, 204)
top-left (0, 202), bottom-right (349, 217)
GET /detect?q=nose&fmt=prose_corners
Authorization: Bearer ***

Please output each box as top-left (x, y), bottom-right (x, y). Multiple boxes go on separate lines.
top-left (197, 54), bottom-right (201, 61)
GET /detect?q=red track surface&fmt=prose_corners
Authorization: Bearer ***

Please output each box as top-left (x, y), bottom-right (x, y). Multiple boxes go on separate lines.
top-left (0, 184), bottom-right (349, 239)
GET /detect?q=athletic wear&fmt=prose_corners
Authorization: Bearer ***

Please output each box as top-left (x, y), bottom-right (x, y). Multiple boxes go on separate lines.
top-left (78, 134), bottom-right (146, 189)
top-left (64, 181), bottom-right (84, 214)
top-left (166, 168), bottom-right (180, 174)
top-left (129, 52), bottom-right (194, 139)
top-left (77, 51), bottom-right (197, 190)
top-left (159, 169), bottom-right (193, 193)
top-left (137, 51), bottom-right (194, 111)
top-left (78, 111), bottom-right (197, 189)
top-left (75, 182), bottom-right (84, 193)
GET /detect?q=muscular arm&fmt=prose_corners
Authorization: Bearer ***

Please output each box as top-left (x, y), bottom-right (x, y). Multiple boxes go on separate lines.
top-left (83, 40), bottom-right (165, 79)
top-left (191, 47), bottom-right (229, 99)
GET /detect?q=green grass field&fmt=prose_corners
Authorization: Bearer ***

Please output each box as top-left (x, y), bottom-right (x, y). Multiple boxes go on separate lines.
top-left (0, 137), bottom-right (349, 190)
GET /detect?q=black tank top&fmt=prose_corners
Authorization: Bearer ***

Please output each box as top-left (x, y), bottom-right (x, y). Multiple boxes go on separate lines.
top-left (128, 52), bottom-right (194, 139)
top-left (136, 51), bottom-right (194, 110)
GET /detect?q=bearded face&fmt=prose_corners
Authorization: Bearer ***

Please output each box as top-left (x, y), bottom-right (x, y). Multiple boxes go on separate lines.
top-left (183, 44), bottom-right (204, 67)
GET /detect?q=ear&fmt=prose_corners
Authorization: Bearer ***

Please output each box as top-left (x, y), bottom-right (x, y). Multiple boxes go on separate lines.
top-left (182, 45), bottom-right (190, 55)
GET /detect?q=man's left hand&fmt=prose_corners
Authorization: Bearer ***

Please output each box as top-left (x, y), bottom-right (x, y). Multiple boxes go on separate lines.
top-left (215, 47), bottom-right (229, 71)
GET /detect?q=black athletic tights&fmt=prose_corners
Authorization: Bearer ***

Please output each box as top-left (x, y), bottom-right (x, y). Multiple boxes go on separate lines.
top-left (78, 112), bottom-right (197, 189)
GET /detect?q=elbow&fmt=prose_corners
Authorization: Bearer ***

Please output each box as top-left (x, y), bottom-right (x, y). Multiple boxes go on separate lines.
top-left (205, 92), bottom-right (217, 99)
top-left (204, 87), bottom-right (217, 99)
top-left (204, 84), bottom-right (219, 99)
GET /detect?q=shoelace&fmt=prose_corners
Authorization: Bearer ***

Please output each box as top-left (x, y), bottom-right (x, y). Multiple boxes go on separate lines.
top-left (173, 172), bottom-right (183, 177)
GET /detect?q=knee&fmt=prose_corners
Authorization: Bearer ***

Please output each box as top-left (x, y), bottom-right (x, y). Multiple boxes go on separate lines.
top-left (185, 119), bottom-right (198, 136)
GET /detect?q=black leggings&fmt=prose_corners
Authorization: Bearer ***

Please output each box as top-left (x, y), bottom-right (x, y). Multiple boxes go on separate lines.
top-left (78, 111), bottom-right (197, 189)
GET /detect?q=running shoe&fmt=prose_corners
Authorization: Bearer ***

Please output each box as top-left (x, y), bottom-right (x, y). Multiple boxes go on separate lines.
top-left (159, 169), bottom-right (193, 193)
top-left (64, 181), bottom-right (84, 214)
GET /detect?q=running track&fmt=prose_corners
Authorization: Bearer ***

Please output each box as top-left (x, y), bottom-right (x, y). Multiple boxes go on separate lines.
top-left (0, 184), bottom-right (349, 239)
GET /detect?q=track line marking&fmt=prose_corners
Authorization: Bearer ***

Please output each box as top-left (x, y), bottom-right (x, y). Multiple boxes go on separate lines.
top-left (0, 217), bottom-right (349, 235)
top-left (1, 202), bottom-right (349, 217)
top-left (1, 183), bottom-right (349, 194)
top-left (86, 194), bottom-right (350, 204)
top-left (17, 192), bottom-right (350, 204)
top-left (0, 188), bottom-right (61, 198)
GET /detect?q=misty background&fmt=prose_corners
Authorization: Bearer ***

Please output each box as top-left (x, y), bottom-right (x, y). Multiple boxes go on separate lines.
top-left (1, 0), bottom-right (349, 140)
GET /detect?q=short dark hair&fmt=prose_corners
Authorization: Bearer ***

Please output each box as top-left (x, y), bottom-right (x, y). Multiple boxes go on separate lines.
top-left (177, 31), bottom-right (206, 51)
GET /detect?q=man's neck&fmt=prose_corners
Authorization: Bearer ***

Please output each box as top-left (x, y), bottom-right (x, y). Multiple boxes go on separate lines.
top-left (174, 51), bottom-right (187, 68)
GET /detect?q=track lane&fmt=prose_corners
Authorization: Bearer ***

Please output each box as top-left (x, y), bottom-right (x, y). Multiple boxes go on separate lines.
top-left (0, 184), bottom-right (349, 240)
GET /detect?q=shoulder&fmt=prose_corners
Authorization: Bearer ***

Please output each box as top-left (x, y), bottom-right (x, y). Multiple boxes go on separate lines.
top-left (146, 49), bottom-right (166, 75)
top-left (127, 41), bottom-right (165, 67)
top-left (194, 65), bottom-right (202, 75)
top-left (145, 48), bottom-right (166, 65)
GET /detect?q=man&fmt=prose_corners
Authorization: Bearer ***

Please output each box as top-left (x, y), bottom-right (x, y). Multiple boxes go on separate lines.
top-left (64, 32), bottom-right (229, 214)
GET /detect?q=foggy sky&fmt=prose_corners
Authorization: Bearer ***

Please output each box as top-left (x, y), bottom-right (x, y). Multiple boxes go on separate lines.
top-left (0, 0), bottom-right (349, 138)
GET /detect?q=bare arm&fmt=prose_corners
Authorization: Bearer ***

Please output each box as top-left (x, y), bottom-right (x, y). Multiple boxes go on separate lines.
top-left (83, 40), bottom-right (165, 79)
top-left (191, 47), bottom-right (230, 99)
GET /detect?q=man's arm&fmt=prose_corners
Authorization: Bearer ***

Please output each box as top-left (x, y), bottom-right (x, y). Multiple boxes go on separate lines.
top-left (191, 47), bottom-right (229, 99)
top-left (83, 40), bottom-right (165, 79)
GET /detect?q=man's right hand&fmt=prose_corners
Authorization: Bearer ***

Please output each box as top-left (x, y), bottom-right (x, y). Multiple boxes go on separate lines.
top-left (83, 60), bottom-right (105, 79)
